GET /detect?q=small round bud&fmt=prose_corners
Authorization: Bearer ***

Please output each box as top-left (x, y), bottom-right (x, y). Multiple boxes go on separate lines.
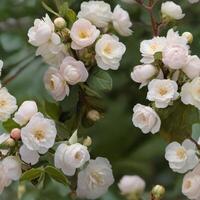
top-left (151, 185), bottom-right (165, 199)
top-left (54, 17), bottom-right (66, 29)
top-left (87, 110), bottom-right (101, 122)
top-left (10, 128), bottom-right (21, 140)
top-left (182, 32), bottom-right (193, 44)
top-left (83, 136), bottom-right (92, 147)
top-left (4, 138), bottom-right (15, 147)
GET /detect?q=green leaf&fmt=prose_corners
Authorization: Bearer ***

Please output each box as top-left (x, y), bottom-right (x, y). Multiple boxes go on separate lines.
top-left (20, 168), bottom-right (44, 182)
top-left (42, 1), bottom-right (60, 17)
top-left (55, 121), bottom-right (70, 140)
top-left (192, 123), bottom-right (200, 141)
top-left (87, 69), bottom-right (113, 92)
top-left (2, 118), bottom-right (20, 132)
top-left (45, 101), bottom-right (60, 120)
top-left (159, 101), bottom-right (199, 142)
top-left (45, 166), bottom-right (68, 186)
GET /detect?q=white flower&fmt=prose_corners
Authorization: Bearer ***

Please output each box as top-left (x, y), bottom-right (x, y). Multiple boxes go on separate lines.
top-left (28, 14), bottom-right (60, 47)
top-left (21, 112), bottom-right (57, 154)
top-left (182, 163), bottom-right (200, 200)
top-left (60, 56), bottom-right (88, 85)
top-left (36, 42), bottom-right (67, 66)
top-left (161, 1), bottom-right (185, 20)
top-left (95, 34), bottom-right (126, 70)
top-left (118, 175), bottom-right (145, 195)
top-left (76, 157), bottom-right (114, 199)
top-left (140, 37), bottom-right (167, 64)
top-left (0, 156), bottom-right (22, 193)
top-left (182, 55), bottom-right (200, 79)
top-left (0, 60), bottom-right (3, 77)
top-left (147, 79), bottom-right (179, 108)
top-left (180, 77), bottom-right (200, 110)
top-left (44, 67), bottom-right (69, 101)
top-left (0, 87), bottom-right (18, 122)
top-left (77, 1), bottom-right (112, 28)
top-left (0, 133), bottom-right (10, 145)
top-left (54, 143), bottom-right (90, 176)
top-left (131, 64), bottom-right (157, 87)
top-left (70, 18), bottom-right (100, 50)
top-left (162, 43), bottom-right (189, 69)
top-left (188, 0), bottom-right (199, 3)
top-left (19, 145), bottom-right (40, 165)
top-left (112, 5), bottom-right (132, 37)
top-left (13, 101), bottom-right (38, 126)
top-left (165, 139), bottom-right (199, 173)
top-left (132, 104), bottom-right (161, 134)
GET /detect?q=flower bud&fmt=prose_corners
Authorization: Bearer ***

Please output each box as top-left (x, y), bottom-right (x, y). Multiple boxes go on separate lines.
top-left (151, 185), bottom-right (165, 199)
top-left (10, 128), bottom-right (21, 140)
top-left (4, 138), bottom-right (15, 147)
top-left (182, 32), bottom-right (193, 44)
top-left (87, 110), bottom-right (101, 122)
top-left (83, 136), bottom-right (92, 147)
top-left (54, 17), bottom-right (66, 30)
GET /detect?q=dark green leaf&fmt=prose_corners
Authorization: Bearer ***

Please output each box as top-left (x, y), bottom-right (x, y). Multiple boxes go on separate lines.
top-left (42, 2), bottom-right (60, 16)
top-left (87, 69), bottom-right (113, 92)
top-left (20, 168), bottom-right (44, 182)
top-left (2, 119), bottom-right (20, 132)
top-left (45, 166), bottom-right (68, 186)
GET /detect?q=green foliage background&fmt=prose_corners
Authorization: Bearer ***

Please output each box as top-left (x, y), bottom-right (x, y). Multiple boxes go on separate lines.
top-left (0, 0), bottom-right (200, 199)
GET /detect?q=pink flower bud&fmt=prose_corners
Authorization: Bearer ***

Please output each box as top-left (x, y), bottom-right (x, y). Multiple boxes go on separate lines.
top-left (10, 128), bottom-right (21, 140)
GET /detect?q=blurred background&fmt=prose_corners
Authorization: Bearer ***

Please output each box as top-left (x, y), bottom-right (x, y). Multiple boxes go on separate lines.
top-left (0, 0), bottom-right (200, 199)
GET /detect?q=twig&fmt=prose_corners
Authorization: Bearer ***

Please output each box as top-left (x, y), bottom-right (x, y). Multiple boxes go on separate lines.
top-left (189, 137), bottom-right (200, 150)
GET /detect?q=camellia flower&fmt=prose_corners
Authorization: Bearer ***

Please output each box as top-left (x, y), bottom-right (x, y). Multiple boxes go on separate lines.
top-left (112, 5), bottom-right (132, 37)
top-left (147, 79), bottom-right (179, 108)
top-left (118, 175), bottom-right (146, 195)
top-left (182, 55), bottom-right (200, 79)
top-left (44, 67), bottom-right (70, 101)
top-left (0, 156), bottom-right (22, 193)
top-left (77, 1), bottom-right (112, 28)
top-left (13, 100), bottom-right (38, 126)
top-left (0, 87), bottom-right (18, 122)
top-left (76, 157), bottom-right (114, 199)
top-left (54, 143), bottom-right (90, 176)
top-left (19, 145), bottom-right (40, 165)
top-left (165, 139), bottom-right (199, 173)
top-left (182, 163), bottom-right (200, 200)
top-left (180, 77), bottom-right (200, 110)
top-left (59, 56), bottom-right (89, 85)
top-left (161, 1), bottom-right (185, 20)
top-left (131, 64), bottom-right (157, 88)
top-left (95, 34), bottom-right (126, 70)
top-left (132, 104), bottom-right (161, 134)
top-left (21, 112), bottom-right (57, 154)
top-left (140, 37), bottom-right (167, 64)
top-left (70, 18), bottom-right (100, 50)
top-left (28, 14), bottom-right (60, 47)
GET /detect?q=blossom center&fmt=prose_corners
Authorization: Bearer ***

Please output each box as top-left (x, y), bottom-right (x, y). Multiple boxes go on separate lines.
top-left (75, 152), bottom-right (82, 160)
top-left (90, 171), bottom-right (104, 186)
top-left (79, 30), bottom-right (89, 39)
top-left (159, 87), bottom-right (168, 96)
top-left (185, 180), bottom-right (192, 189)
top-left (0, 100), bottom-right (6, 107)
top-left (34, 130), bottom-right (45, 141)
top-left (50, 79), bottom-right (55, 90)
top-left (103, 44), bottom-right (112, 54)
top-left (176, 147), bottom-right (186, 159)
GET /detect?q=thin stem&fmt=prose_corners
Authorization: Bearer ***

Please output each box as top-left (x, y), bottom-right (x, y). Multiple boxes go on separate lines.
top-left (190, 137), bottom-right (200, 150)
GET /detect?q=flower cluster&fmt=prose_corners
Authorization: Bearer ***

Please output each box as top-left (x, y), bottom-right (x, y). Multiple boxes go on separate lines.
top-left (132, 29), bottom-right (200, 135)
top-left (28, 1), bottom-right (132, 101)
top-left (130, 18), bottom-right (200, 199)
top-left (0, 60), bottom-right (114, 199)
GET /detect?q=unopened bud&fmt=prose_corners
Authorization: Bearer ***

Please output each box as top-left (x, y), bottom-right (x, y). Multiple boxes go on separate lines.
top-left (87, 110), bottom-right (101, 122)
top-left (10, 128), bottom-right (21, 140)
top-left (182, 32), bottom-right (193, 44)
top-left (83, 136), bottom-right (92, 147)
top-left (151, 185), bottom-right (165, 199)
top-left (54, 17), bottom-right (66, 30)
top-left (4, 138), bottom-right (15, 147)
